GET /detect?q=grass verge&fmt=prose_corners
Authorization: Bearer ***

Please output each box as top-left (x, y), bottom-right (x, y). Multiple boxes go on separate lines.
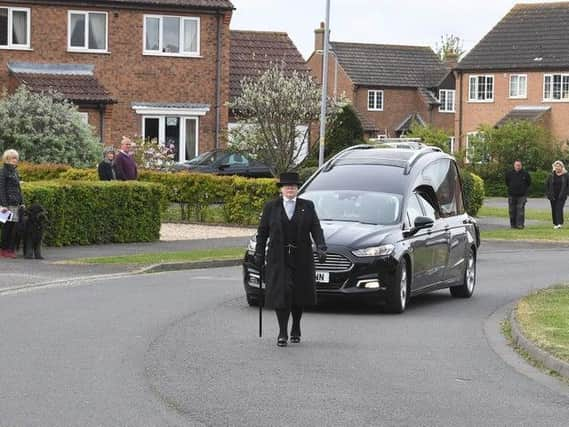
top-left (478, 206), bottom-right (553, 222)
top-left (515, 285), bottom-right (569, 364)
top-left (69, 247), bottom-right (244, 265)
top-left (481, 224), bottom-right (569, 241)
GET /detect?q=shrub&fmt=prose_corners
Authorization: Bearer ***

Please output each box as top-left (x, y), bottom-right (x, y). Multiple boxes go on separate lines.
top-left (461, 170), bottom-right (485, 216)
top-left (18, 162), bottom-right (73, 181)
top-left (298, 166), bottom-right (319, 183)
top-left (0, 86), bottom-right (100, 167)
top-left (22, 181), bottom-right (165, 246)
top-left (528, 170), bottom-right (550, 198)
top-left (407, 123), bottom-right (452, 153)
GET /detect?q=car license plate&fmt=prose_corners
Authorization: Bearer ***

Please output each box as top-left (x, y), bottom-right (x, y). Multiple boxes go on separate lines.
top-left (315, 271), bottom-right (330, 283)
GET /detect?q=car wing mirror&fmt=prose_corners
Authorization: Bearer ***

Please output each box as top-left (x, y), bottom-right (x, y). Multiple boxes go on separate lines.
top-left (404, 216), bottom-right (434, 237)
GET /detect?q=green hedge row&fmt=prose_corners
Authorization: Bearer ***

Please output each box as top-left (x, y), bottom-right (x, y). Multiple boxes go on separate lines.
top-left (22, 181), bottom-right (164, 246)
top-left (461, 170), bottom-right (485, 216)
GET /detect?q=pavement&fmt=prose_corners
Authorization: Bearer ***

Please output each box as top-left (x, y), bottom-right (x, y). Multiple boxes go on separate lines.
top-left (0, 241), bottom-right (568, 426)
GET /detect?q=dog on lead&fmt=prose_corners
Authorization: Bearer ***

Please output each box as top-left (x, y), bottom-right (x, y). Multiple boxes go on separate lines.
top-left (15, 203), bottom-right (48, 259)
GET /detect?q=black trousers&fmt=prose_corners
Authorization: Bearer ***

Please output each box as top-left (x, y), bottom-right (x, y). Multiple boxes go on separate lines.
top-left (550, 198), bottom-right (566, 225)
top-left (276, 306), bottom-right (303, 338)
top-left (0, 222), bottom-right (17, 251)
top-left (508, 195), bottom-right (527, 227)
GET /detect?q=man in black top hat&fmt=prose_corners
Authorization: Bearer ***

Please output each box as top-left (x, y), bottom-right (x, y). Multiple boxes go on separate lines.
top-left (254, 172), bottom-right (327, 347)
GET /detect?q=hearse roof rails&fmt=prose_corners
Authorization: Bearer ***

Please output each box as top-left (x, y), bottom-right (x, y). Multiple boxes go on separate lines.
top-left (322, 144), bottom-right (373, 172)
top-left (404, 146), bottom-right (442, 174)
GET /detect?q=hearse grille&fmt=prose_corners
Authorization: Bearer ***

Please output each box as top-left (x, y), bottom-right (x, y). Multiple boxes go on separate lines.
top-left (313, 252), bottom-right (353, 272)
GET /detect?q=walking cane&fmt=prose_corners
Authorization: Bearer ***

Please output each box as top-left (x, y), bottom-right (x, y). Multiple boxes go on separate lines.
top-left (258, 263), bottom-right (263, 338)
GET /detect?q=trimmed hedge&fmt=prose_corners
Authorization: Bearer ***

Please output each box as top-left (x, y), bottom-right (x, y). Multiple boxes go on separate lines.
top-left (22, 181), bottom-right (164, 246)
top-left (461, 170), bottom-right (485, 216)
top-left (466, 164), bottom-right (550, 198)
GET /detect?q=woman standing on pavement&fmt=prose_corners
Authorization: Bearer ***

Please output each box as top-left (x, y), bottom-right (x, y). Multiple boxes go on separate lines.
top-left (0, 149), bottom-right (24, 258)
top-left (545, 160), bottom-right (569, 229)
top-left (254, 172), bottom-right (327, 347)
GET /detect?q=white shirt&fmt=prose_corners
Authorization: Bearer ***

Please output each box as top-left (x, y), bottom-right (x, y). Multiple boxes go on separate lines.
top-left (283, 197), bottom-right (297, 219)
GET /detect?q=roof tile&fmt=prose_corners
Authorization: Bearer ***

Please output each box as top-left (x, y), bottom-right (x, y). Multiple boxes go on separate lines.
top-left (230, 30), bottom-right (308, 99)
top-left (458, 2), bottom-right (569, 70)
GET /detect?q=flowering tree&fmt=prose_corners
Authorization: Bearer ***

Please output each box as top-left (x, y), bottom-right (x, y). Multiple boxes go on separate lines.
top-left (228, 64), bottom-right (335, 176)
top-left (0, 86), bottom-right (100, 166)
top-left (132, 137), bottom-right (177, 171)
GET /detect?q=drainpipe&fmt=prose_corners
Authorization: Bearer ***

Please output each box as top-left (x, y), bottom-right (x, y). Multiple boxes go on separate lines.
top-left (455, 70), bottom-right (462, 150)
top-left (98, 103), bottom-right (105, 145)
top-left (215, 12), bottom-right (222, 149)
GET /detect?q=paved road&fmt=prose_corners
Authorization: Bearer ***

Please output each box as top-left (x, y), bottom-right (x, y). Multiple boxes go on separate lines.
top-left (484, 196), bottom-right (569, 211)
top-left (1, 241), bottom-right (568, 426)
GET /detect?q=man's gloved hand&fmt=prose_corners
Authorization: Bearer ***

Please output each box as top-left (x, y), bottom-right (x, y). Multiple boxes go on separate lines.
top-left (316, 248), bottom-right (327, 263)
top-left (253, 253), bottom-right (264, 269)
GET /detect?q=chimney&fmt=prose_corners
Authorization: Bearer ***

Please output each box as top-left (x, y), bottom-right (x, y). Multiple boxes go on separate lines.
top-left (314, 21), bottom-right (325, 51)
top-left (444, 52), bottom-right (459, 69)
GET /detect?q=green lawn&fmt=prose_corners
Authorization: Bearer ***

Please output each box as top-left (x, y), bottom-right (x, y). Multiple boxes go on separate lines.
top-left (70, 247), bottom-right (244, 265)
top-left (481, 224), bottom-right (569, 241)
top-left (477, 206), bottom-right (552, 222)
top-left (516, 286), bottom-right (569, 364)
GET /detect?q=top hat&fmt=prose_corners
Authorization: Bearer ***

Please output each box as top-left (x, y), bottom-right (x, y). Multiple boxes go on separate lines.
top-left (277, 172), bottom-right (302, 187)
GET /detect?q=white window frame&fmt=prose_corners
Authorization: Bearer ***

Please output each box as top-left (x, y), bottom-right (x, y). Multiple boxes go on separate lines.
top-left (0, 7), bottom-right (31, 50)
top-left (509, 74), bottom-right (527, 99)
top-left (439, 89), bottom-right (455, 113)
top-left (143, 14), bottom-right (200, 57)
top-left (448, 136), bottom-right (455, 154)
top-left (367, 90), bottom-right (384, 111)
top-left (141, 115), bottom-right (200, 162)
top-left (543, 73), bottom-right (569, 102)
top-left (468, 75), bottom-right (494, 102)
top-left (67, 10), bottom-right (108, 53)
top-left (78, 112), bottom-right (89, 125)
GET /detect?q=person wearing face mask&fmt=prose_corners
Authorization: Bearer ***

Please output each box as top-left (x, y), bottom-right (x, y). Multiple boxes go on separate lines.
top-left (254, 172), bottom-right (327, 347)
top-left (545, 160), bottom-right (569, 229)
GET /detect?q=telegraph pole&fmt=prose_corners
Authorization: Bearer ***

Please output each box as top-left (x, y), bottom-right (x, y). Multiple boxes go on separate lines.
top-left (318, 0), bottom-right (331, 167)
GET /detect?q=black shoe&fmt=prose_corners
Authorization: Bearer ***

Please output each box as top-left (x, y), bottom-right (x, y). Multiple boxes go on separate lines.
top-left (277, 337), bottom-right (288, 347)
top-left (290, 336), bottom-right (300, 343)
top-left (515, 225), bottom-right (524, 229)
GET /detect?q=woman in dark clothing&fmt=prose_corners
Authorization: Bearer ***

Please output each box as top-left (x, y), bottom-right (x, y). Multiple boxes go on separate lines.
top-left (98, 146), bottom-right (116, 181)
top-left (254, 172), bottom-right (327, 347)
top-left (0, 149), bottom-right (24, 258)
top-left (545, 160), bottom-right (569, 229)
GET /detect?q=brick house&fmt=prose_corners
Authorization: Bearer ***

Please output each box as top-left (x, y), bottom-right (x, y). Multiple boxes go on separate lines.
top-left (307, 24), bottom-right (455, 143)
top-left (0, 0), bottom-right (233, 162)
top-left (455, 2), bottom-right (569, 151)
top-left (229, 29), bottom-right (310, 159)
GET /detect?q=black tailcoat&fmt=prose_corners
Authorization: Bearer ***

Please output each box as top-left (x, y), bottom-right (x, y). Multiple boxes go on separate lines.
top-left (255, 197), bottom-right (326, 309)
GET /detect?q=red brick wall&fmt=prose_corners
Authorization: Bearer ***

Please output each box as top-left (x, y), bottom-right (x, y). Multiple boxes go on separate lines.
top-left (456, 70), bottom-right (569, 148)
top-left (0, 2), bottom-right (230, 152)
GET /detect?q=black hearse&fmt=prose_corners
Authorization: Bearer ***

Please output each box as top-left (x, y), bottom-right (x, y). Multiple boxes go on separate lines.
top-left (243, 144), bottom-right (480, 313)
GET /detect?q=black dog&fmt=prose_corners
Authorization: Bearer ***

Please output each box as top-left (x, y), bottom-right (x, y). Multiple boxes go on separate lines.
top-left (15, 204), bottom-right (48, 260)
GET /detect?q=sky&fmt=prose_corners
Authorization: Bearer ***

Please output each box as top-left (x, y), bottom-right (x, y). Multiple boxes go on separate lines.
top-left (230, 0), bottom-right (565, 59)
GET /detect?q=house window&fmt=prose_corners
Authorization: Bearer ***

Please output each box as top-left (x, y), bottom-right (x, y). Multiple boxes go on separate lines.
top-left (439, 89), bottom-right (455, 112)
top-left (0, 7), bottom-right (30, 49)
top-left (468, 75), bottom-right (494, 102)
top-left (144, 15), bottom-right (200, 56)
top-left (68, 11), bottom-right (108, 52)
top-left (78, 112), bottom-right (89, 125)
top-left (509, 74), bottom-right (527, 98)
top-left (367, 90), bottom-right (383, 111)
top-left (447, 136), bottom-right (455, 154)
top-left (142, 116), bottom-right (199, 162)
top-left (544, 74), bottom-right (569, 101)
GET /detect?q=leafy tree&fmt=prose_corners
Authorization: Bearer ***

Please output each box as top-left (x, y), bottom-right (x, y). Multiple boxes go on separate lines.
top-left (303, 103), bottom-right (364, 167)
top-left (436, 34), bottom-right (464, 61)
top-left (468, 120), bottom-right (565, 171)
top-left (0, 86), bottom-right (100, 167)
top-left (228, 64), bottom-right (337, 176)
top-left (407, 122), bottom-right (452, 152)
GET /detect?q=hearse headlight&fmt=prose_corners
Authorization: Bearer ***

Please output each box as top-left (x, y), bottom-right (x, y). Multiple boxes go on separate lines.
top-left (352, 244), bottom-right (394, 258)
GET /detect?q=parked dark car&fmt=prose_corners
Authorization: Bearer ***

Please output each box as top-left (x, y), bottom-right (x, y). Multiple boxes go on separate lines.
top-left (174, 150), bottom-right (272, 178)
top-left (243, 144), bottom-right (480, 313)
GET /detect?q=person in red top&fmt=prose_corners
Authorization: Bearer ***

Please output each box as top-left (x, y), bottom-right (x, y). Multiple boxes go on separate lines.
top-left (113, 136), bottom-right (138, 180)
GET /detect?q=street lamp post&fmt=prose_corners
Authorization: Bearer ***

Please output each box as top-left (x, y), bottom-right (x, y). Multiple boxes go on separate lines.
top-left (318, 0), bottom-right (331, 167)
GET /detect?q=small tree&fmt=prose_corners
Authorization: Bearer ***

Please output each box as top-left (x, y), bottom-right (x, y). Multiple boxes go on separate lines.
top-left (436, 34), bottom-right (464, 61)
top-left (407, 123), bottom-right (452, 152)
top-left (228, 64), bottom-right (336, 176)
top-left (132, 137), bottom-right (177, 171)
top-left (0, 86), bottom-right (100, 167)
